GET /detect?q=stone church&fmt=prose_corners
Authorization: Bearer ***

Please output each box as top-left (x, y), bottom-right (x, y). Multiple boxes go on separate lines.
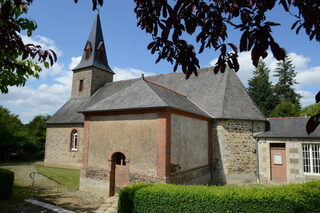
top-left (45, 14), bottom-right (267, 196)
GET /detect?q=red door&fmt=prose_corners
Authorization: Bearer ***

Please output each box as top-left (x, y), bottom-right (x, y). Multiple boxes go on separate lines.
top-left (115, 164), bottom-right (128, 194)
top-left (270, 147), bottom-right (287, 181)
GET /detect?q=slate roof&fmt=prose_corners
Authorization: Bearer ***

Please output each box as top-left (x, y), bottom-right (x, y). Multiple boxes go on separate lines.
top-left (72, 14), bottom-right (114, 74)
top-left (47, 67), bottom-right (266, 124)
top-left (256, 117), bottom-right (320, 138)
top-left (79, 79), bottom-right (209, 117)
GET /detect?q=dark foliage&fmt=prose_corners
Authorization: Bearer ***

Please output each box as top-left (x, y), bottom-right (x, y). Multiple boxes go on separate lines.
top-left (306, 91), bottom-right (320, 134)
top-left (0, 106), bottom-right (50, 161)
top-left (0, 0), bottom-right (57, 93)
top-left (0, 168), bottom-right (14, 199)
top-left (247, 61), bottom-right (278, 116)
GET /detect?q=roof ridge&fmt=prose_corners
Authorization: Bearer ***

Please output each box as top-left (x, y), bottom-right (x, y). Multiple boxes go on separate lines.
top-left (268, 117), bottom-right (306, 119)
top-left (103, 66), bottom-right (215, 87)
top-left (144, 78), bottom-right (187, 97)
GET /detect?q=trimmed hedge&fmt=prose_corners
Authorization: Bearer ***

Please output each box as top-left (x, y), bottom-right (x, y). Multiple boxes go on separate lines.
top-left (118, 181), bottom-right (320, 213)
top-left (0, 168), bottom-right (14, 199)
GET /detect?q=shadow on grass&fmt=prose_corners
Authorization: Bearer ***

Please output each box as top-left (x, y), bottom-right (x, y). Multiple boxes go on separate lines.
top-left (0, 184), bottom-right (101, 213)
top-left (0, 159), bottom-right (43, 166)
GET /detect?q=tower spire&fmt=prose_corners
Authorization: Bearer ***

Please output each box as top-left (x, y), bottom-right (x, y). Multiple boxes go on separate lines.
top-left (73, 13), bottom-right (114, 74)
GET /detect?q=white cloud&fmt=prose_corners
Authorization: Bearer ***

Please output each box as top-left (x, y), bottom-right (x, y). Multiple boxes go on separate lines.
top-left (113, 67), bottom-right (155, 81)
top-left (297, 90), bottom-right (316, 107)
top-left (21, 35), bottom-right (63, 57)
top-left (69, 56), bottom-right (82, 70)
top-left (296, 66), bottom-right (320, 87)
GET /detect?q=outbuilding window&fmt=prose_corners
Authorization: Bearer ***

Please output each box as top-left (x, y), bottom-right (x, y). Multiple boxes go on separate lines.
top-left (303, 144), bottom-right (320, 174)
top-left (71, 130), bottom-right (78, 151)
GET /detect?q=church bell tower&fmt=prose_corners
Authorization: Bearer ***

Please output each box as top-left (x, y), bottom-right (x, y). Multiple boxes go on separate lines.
top-left (71, 14), bottom-right (114, 98)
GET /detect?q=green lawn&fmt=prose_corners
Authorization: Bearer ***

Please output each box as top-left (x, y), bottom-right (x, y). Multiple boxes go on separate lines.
top-left (35, 165), bottom-right (80, 191)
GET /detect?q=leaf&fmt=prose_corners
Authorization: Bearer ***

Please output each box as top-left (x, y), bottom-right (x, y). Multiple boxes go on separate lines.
top-left (306, 114), bottom-right (320, 135)
top-left (231, 56), bottom-right (239, 72)
top-left (228, 43), bottom-right (238, 53)
top-left (270, 41), bottom-right (285, 61)
top-left (50, 49), bottom-right (57, 62)
top-left (44, 61), bottom-right (49, 69)
top-left (291, 20), bottom-right (299, 30)
top-left (240, 31), bottom-right (249, 52)
top-left (92, 0), bottom-right (97, 11)
top-left (198, 43), bottom-right (205, 54)
top-left (147, 42), bottom-right (156, 50)
top-left (296, 24), bottom-right (303, 34)
top-left (98, 0), bottom-right (103, 6)
top-left (316, 91), bottom-right (320, 103)
top-left (280, 0), bottom-right (289, 12)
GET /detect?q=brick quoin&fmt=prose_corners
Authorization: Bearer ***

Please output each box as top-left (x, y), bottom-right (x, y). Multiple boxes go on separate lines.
top-left (82, 115), bottom-right (90, 172)
top-left (157, 110), bottom-right (171, 179)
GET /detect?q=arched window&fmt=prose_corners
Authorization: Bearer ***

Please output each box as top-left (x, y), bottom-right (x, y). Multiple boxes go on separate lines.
top-left (70, 130), bottom-right (78, 151)
top-left (84, 42), bottom-right (92, 60)
top-left (113, 152), bottom-right (126, 165)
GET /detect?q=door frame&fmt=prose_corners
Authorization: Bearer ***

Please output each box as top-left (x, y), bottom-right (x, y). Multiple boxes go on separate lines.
top-left (108, 150), bottom-right (129, 196)
top-left (270, 143), bottom-right (287, 181)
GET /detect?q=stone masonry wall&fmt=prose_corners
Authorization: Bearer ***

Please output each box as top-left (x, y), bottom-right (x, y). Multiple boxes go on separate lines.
top-left (212, 119), bottom-right (265, 184)
top-left (71, 68), bottom-right (113, 98)
top-left (258, 138), bottom-right (320, 184)
top-left (44, 124), bottom-right (84, 169)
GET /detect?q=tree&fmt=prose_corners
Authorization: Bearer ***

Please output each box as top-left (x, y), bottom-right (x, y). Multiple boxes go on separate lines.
top-left (247, 61), bottom-right (277, 116)
top-left (301, 103), bottom-right (320, 117)
top-left (0, 0), bottom-right (57, 93)
top-left (0, 106), bottom-right (28, 160)
top-left (269, 100), bottom-right (301, 117)
top-left (273, 54), bottom-right (301, 107)
top-left (24, 115), bottom-right (51, 157)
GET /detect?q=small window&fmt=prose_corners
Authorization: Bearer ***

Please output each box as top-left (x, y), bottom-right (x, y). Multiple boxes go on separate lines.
top-left (84, 42), bottom-right (92, 60)
top-left (71, 130), bottom-right (78, 151)
top-left (79, 80), bottom-right (84, 92)
top-left (303, 144), bottom-right (320, 174)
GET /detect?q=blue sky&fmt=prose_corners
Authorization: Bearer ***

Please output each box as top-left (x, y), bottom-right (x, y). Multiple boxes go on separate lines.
top-left (0, 1), bottom-right (319, 123)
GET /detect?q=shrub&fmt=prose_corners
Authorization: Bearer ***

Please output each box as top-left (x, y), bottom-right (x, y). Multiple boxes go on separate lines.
top-left (0, 168), bottom-right (14, 199)
top-left (118, 181), bottom-right (320, 213)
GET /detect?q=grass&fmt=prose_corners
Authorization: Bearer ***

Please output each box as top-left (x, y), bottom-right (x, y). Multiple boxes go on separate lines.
top-left (35, 165), bottom-right (80, 191)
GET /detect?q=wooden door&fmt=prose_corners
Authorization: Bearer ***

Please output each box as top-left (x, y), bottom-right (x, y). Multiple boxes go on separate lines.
top-left (115, 164), bottom-right (128, 194)
top-left (270, 147), bottom-right (287, 181)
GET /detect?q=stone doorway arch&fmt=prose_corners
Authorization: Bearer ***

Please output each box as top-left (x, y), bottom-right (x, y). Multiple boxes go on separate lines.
top-left (109, 151), bottom-right (129, 196)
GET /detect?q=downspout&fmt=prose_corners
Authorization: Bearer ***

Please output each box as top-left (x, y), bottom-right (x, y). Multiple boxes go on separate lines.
top-left (256, 137), bottom-right (260, 184)
top-left (252, 120), bottom-right (260, 184)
